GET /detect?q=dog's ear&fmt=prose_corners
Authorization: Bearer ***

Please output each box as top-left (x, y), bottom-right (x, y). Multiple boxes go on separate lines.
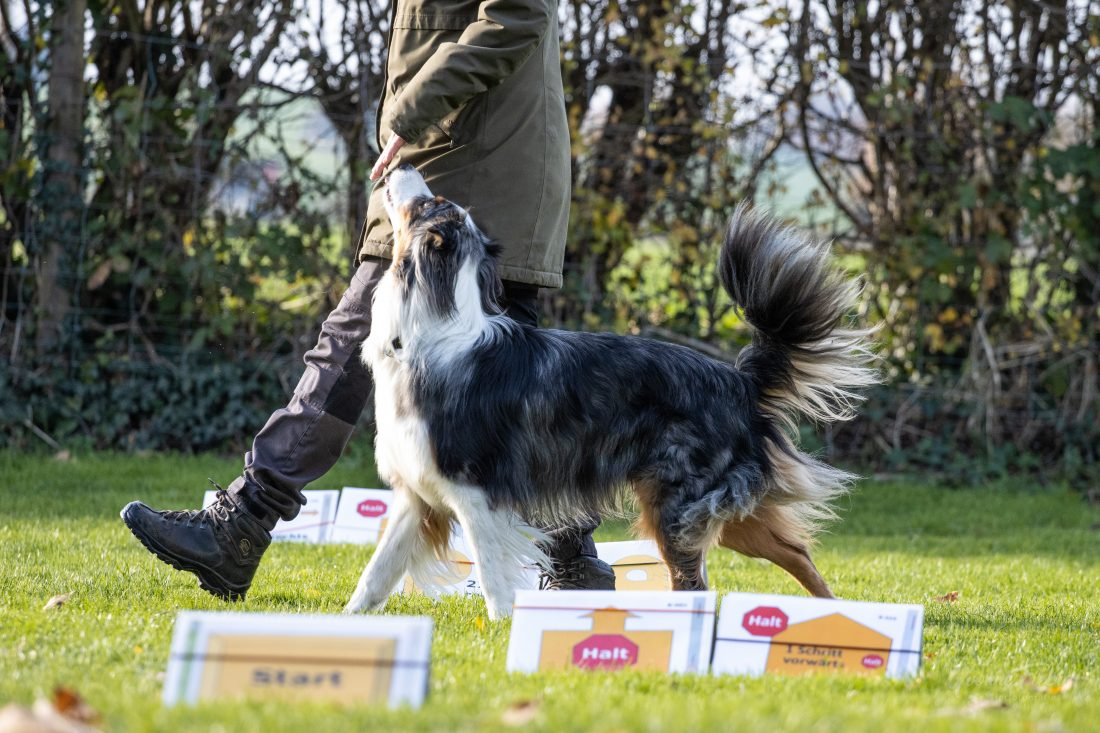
top-left (478, 242), bottom-right (504, 314)
top-left (426, 227), bottom-right (445, 249)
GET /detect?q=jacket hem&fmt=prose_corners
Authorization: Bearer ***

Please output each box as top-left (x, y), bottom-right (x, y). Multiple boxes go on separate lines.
top-left (358, 240), bottom-right (561, 289)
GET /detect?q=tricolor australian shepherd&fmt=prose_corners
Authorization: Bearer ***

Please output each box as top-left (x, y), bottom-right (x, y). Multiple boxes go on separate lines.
top-left (343, 164), bottom-right (876, 619)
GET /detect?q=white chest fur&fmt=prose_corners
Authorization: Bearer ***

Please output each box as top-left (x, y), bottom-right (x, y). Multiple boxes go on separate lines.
top-left (363, 273), bottom-right (450, 510)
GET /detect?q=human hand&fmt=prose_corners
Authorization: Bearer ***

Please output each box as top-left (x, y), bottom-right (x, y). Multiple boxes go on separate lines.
top-left (370, 135), bottom-right (407, 181)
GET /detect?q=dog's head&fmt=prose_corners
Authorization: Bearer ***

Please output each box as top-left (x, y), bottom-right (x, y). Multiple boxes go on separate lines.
top-left (382, 164), bottom-right (502, 318)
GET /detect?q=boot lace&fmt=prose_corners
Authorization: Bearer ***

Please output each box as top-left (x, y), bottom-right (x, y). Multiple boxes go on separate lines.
top-left (538, 556), bottom-right (590, 591)
top-left (162, 479), bottom-right (233, 526)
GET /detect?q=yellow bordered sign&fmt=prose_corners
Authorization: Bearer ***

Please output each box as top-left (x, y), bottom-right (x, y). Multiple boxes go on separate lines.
top-left (163, 611), bottom-right (433, 707)
top-left (711, 593), bottom-right (925, 679)
top-left (506, 590), bottom-right (716, 673)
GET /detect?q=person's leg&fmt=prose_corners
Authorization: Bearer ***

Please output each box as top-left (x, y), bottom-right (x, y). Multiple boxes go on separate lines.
top-left (232, 258), bottom-right (386, 520)
top-left (121, 258), bottom-right (388, 600)
top-left (499, 281), bottom-right (614, 591)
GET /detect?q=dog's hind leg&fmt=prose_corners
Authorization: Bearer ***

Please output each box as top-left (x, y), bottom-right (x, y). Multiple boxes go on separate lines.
top-left (640, 497), bottom-right (717, 592)
top-left (344, 490), bottom-right (431, 613)
top-left (446, 485), bottom-right (548, 621)
top-left (718, 504), bottom-right (834, 598)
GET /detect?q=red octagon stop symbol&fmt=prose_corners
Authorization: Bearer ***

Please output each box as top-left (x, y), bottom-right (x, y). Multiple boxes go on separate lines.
top-left (357, 499), bottom-right (387, 518)
top-left (742, 606), bottom-right (789, 636)
top-left (572, 634), bottom-right (639, 670)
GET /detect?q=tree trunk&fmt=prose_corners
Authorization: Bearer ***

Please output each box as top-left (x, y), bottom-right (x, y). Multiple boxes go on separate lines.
top-left (35, 0), bottom-right (85, 352)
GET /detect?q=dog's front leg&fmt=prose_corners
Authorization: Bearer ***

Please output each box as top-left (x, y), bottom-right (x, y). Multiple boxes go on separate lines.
top-left (343, 492), bottom-right (424, 614)
top-left (448, 487), bottom-right (545, 621)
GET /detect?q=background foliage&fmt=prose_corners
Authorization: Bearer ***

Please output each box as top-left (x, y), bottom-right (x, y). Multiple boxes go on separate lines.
top-left (1, 1), bottom-right (1097, 486)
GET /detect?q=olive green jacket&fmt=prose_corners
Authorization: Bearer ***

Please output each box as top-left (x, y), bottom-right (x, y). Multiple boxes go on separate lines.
top-left (357, 0), bottom-right (571, 288)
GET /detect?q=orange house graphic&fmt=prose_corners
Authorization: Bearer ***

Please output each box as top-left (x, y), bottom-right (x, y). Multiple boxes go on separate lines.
top-left (765, 613), bottom-right (891, 677)
top-left (609, 554), bottom-right (672, 591)
top-left (538, 608), bottom-right (674, 672)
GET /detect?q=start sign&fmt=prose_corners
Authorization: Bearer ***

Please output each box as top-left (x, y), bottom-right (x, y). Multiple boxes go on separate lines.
top-left (742, 606), bottom-right (788, 636)
top-left (162, 611), bottom-right (433, 708)
top-left (572, 634), bottom-right (639, 670)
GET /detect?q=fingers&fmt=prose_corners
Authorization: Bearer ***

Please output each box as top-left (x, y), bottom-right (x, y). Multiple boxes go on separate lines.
top-left (370, 135), bottom-right (407, 181)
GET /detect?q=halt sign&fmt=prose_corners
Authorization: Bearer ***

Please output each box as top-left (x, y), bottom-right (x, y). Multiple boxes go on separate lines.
top-left (330, 488), bottom-right (394, 545)
top-left (712, 593), bottom-right (924, 679)
top-left (506, 590), bottom-right (716, 674)
top-left (162, 611), bottom-right (432, 707)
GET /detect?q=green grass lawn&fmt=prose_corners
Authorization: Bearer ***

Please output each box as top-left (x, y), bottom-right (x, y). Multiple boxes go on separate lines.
top-left (1, 451), bottom-right (1097, 732)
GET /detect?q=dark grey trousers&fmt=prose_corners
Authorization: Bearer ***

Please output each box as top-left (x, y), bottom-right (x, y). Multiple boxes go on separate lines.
top-left (231, 257), bottom-right (598, 560)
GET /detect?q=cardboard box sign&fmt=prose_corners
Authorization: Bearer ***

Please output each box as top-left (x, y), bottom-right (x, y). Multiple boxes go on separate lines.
top-left (711, 593), bottom-right (925, 679)
top-left (203, 489), bottom-right (338, 544)
top-left (162, 611), bottom-right (433, 707)
top-left (595, 540), bottom-right (673, 591)
top-left (396, 524), bottom-right (540, 598)
top-left (506, 590), bottom-right (717, 674)
top-left (330, 487), bottom-right (394, 545)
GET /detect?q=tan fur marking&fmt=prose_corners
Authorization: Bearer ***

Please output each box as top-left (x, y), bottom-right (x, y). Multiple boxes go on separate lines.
top-left (420, 506), bottom-right (452, 562)
top-left (719, 506), bottom-right (834, 598)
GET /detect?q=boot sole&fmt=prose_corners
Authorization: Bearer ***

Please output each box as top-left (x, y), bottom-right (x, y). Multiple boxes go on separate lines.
top-left (120, 504), bottom-right (250, 602)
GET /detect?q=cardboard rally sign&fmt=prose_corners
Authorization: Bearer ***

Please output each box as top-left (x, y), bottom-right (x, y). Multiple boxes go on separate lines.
top-left (162, 611), bottom-right (433, 707)
top-left (506, 590), bottom-right (716, 674)
top-left (595, 540), bottom-right (673, 591)
top-left (711, 593), bottom-right (924, 679)
top-left (330, 487), bottom-right (394, 545)
top-left (397, 524), bottom-right (540, 598)
top-left (203, 489), bottom-right (338, 544)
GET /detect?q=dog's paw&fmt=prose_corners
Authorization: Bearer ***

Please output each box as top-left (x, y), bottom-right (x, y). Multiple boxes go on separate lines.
top-left (484, 603), bottom-right (513, 622)
top-left (342, 595), bottom-right (373, 615)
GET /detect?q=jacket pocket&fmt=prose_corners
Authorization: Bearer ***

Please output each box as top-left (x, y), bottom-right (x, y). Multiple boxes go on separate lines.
top-left (392, 0), bottom-right (479, 31)
top-left (435, 91), bottom-right (486, 148)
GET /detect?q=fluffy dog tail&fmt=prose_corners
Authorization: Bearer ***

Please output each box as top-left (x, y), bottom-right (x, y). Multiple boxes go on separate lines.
top-left (719, 205), bottom-right (878, 544)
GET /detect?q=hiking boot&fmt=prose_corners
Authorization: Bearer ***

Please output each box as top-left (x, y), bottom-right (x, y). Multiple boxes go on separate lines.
top-left (120, 481), bottom-right (276, 601)
top-left (538, 554), bottom-right (617, 591)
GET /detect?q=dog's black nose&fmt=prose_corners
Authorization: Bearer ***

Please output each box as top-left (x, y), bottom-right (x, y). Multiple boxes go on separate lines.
top-left (397, 162), bottom-right (415, 172)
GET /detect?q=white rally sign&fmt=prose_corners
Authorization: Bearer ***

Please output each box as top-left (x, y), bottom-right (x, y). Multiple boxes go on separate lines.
top-left (330, 487), bottom-right (394, 545)
top-left (711, 593), bottom-right (925, 679)
top-left (506, 590), bottom-right (716, 674)
top-left (163, 611), bottom-right (433, 707)
top-left (595, 540), bottom-right (673, 591)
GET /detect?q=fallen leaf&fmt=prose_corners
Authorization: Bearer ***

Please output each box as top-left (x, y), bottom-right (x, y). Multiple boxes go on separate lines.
top-left (50, 688), bottom-right (99, 725)
top-left (1024, 676), bottom-right (1075, 694)
top-left (501, 700), bottom-right (540, 727)
top-left (933, 591), bottom-right (960, 603)
top-left (0, 698), bottom-right (102, 733)
top-left (30, 699), bottom-right (100, 733)
top-left (42, 594), bottom-right (71, 611)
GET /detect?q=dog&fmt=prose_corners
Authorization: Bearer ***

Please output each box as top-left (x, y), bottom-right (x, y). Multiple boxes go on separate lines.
top-left (343, 164), bottom-right (876, 620)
